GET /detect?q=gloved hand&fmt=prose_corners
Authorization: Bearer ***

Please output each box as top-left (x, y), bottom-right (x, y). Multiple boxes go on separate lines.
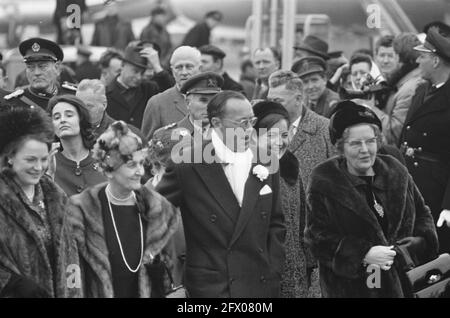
top-left (1, 274), bottom-right (50, 298)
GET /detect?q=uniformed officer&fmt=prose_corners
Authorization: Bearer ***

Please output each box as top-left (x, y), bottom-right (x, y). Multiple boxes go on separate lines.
top-left (171, 72), bottom-right (224, 136)
top-left (400, 26), bottom-right (450, 253)
top-left (2, 37), bottom-right (76, 110)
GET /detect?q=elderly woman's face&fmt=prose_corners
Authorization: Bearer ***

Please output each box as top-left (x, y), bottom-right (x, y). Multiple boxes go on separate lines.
top-left (9, 139), bottom-right (49, 188)
top-left (343, 124), bottom-right (377, 176)
top-left (258, 119), bottom-right (289, 159)
top-left (52, 102), bottom-right (81, 140)
top-left (109, 151), bottom-right (145, 191)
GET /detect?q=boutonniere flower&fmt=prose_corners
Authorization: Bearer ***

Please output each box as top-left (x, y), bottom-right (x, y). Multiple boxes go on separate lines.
top-left (253, 165), bottom-right (269, 181)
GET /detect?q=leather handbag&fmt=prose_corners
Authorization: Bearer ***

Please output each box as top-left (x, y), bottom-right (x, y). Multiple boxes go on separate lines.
top-left (395, 245), bottom-right (450, 298)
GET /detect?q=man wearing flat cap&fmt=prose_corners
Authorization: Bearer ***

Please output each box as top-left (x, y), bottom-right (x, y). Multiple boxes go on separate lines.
top-left (142, 46), bottom-right (202, 140)
top-left (106, 41), bottom-right (169, 130)
top-left (291, 56), bottom-right (340, 118)
top-left (199, 44), bottom-right (244, 94)
top-left (399, 25), bottom-right (450, 253)
top-left (2, 37), bottom-right (76, 110)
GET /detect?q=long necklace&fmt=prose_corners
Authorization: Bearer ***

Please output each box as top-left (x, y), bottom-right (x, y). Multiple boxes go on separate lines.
top-left (371, 177), bottom-right (384, 218)
top-left (105, 185), bottom-right (143, 273)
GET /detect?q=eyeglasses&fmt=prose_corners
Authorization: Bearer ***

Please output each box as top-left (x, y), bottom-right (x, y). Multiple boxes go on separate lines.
top-left (345, 137), bottom-right (377, 149)
top-left (221, 116), bottom-right (258, 128)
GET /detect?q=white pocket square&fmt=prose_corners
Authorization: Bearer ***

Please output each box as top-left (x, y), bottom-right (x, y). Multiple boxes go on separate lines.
top-left (259, 184), bottom-right (272, 195)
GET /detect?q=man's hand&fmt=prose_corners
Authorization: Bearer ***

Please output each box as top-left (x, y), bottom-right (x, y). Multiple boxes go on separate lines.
top-left (140, 47), bottom-right (163, 74)
top-left (437, 209), bottom-right (450, 228)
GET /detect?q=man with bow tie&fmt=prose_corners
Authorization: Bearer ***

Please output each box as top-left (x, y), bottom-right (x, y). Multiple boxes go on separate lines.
top-left (149, 90), bottom-right (286, 298)
top-left (399, 24), bottom-right (450, 253)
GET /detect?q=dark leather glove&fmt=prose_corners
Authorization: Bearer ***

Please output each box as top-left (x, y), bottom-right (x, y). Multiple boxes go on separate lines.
top-left (1, 273), bottom-right (50, 298)
top-left (396, 236), bottom-right (426, 265)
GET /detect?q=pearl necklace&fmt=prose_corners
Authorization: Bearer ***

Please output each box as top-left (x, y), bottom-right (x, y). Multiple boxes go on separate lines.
top-left (105, 185), bottom-right (143, 273)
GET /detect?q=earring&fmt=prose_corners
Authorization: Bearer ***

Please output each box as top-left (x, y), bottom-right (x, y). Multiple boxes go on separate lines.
top-left (7, 159), bottom-right (12, 166)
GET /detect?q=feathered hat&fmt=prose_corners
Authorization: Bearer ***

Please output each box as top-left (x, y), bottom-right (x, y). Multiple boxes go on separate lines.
top-left (0, 105), bottom-right (54, 155)
top-left (92, 121), bottom-right (145, 172)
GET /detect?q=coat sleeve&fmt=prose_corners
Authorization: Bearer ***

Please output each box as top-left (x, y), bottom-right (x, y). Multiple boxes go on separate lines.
top-left (268, 172), bottom-right (286, 275)
top-left (305, 191), bottom-right (373, 279)
top-left (141, 96), bottom-right (161, 141)
top-left (154, 166), bottom-right (183, 208)
top-left (410, 178), bottom-right (439, 260)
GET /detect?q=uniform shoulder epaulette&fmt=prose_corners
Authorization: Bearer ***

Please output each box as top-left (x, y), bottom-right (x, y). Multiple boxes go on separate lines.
top-left (4, 89), bottom-right (24, 100)
top-left (61, 82), bottom-right (78, 92)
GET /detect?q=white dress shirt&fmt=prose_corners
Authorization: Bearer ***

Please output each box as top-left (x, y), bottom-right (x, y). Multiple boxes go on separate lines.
top-left (289, 115), bottom-right (302, 140)
top-left (211, 129), bottom-right (253, 207)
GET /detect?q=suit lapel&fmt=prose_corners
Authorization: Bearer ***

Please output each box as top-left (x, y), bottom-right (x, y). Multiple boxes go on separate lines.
top-left (193, 163), bottom-right (241, 223)
top-left (229, 165), bottom-right (264, 247)
top-left (289, 109), bottom-right (315, 154)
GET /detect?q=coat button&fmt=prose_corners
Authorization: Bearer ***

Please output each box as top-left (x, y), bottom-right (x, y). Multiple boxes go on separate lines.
top-left (406, 126), bottom-right (410, 130)
top-left (260, 275), bottom-right (266, 283)
top-left (417, 147), bottom-right (422, 152)
top-left (403, 141), bottom-right (408, 146)
top-left (130, 117), bottom-right (134, 122)
top-left (261, 212), bottom-right (268, 219)
top-left (423, 132), bottom-right (427, 137)
top-left (76, 186), bottom-right (83, 193)
top-left (258, 248), bottom-right (263, 254)
top-left (414, 162), bottom-right (419, 167)
top-left (210, 214), bottom-right (217, 222)
top-left (229, 278), bottom-right (235, 285)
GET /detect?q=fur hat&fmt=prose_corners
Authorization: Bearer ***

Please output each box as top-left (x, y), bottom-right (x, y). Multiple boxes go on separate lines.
top-left (92, 121), bottom-right (144, 172)
top-left (329, 100), bottom-right (382, 145)
top-left (0, 105), bottom-right (54, 155)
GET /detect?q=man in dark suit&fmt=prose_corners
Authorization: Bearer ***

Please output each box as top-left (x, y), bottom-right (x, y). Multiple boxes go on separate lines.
top-left (105, 41), bottom-right (163, 129)
top-left (400, 26), bottom-right (450, 253)
top-left (199, 44), bottom-right (244, 95)
top-left (151, 91), bottom-right (286, 297)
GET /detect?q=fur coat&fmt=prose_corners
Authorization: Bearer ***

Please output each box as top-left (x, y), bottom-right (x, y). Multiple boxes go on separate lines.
top-left (0, 172), bottom-right (81, 298)
top-left (305, 155), bottom-right (438, 298)
top-left (67, 183), bottom-right (180, 298)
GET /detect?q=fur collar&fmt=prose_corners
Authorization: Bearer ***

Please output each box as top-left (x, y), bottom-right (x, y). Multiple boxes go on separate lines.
top-left (309, 155), bottom-right (410, 241)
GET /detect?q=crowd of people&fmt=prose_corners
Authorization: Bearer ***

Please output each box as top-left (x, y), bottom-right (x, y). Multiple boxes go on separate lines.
top-left (0, 3), bottom-right (449, 298)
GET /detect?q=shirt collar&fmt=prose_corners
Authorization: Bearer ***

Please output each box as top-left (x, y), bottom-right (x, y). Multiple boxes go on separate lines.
top-left (211, 129), bottom-right (253, 164)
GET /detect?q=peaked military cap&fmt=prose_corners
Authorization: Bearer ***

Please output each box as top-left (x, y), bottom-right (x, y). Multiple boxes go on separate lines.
top-left (180, 72), bottom-right (224, 95)
top-left (199, 44), bottom-right (226, 59)
top-left (291, 56), bottom-right (327, 78)
top-left (19, 37), bottom-right (64, 63)
top-left (414, 26), bottom-right (450, 61)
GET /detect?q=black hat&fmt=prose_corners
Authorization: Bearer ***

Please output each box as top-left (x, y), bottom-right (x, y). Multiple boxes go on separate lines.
top-left (121, 41), bottom-right (154, 70)
top-left (329, 100), bottom-right (382, 145)
top-left (0, 105), bottom-right (54, 155)
top-left (180, 72), bottom-right (224, 95)
top-left (293, 35), bottom-right (330, 60)
top-left (422, 21), bottom-right (450, 36)
top-left (19, 37), bottom-right (64, 63)
top-left (199, 44), bottom-right (226, 59)
top-left (253, 100), bottom-right (290, 130)
top-left (414, 26), bottom-right (450, 61)
top-left (291, 56), bottom-right (327, 78)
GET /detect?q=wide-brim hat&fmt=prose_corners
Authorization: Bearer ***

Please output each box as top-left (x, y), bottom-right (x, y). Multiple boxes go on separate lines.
top-left (293, 35), bottom-right (330, 60)
top-left (19, 37), bottom-right (64, 63)
top-left (121, 41), bottom-right (152, 70)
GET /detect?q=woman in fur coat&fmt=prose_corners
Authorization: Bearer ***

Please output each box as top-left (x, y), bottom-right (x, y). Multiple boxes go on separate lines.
top-left (253, 101), bottom-right (320, 298)
top-left (0, 105), bottom-right (81, 298)
top-left (67, 121), bottom-right (180, 298)
top-left (305, 100), bottom-right (438, 298)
